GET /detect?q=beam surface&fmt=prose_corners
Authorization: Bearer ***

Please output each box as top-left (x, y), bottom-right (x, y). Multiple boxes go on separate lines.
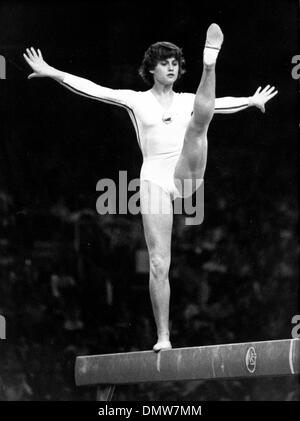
top-left (75, 339), bottom-right (300, 386)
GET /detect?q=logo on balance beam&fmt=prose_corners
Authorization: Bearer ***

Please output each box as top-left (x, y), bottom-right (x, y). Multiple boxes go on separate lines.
top-left (245, 346), bottom-right (257, 373)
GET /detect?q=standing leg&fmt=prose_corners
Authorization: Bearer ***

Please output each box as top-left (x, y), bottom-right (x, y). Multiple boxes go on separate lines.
top-left (174, 24), bottom-right (224, 195)
top-left (140, 180), bottom-right (173, 351)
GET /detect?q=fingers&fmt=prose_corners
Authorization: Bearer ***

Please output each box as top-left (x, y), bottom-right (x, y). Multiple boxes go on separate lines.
top-left (30, 47), bottom-right (38, 58)
top-left (25, 48), bottom-right (35, 61)
top-left (264, 86), bottom-right (275, 94)
top-left (270, 90), bottom-right (278, 98)
top-left (37, 49), bottom-right (43, 59)
top-left (265, 90), bottom-right (278, 102)
top-left (261, 84), bottom-right (271, 94)
top-left (261, 85), bottom-right (277, 95)
top-left (256, 85), bottom-right (278, 106)
top-left (254, 86), bottom-right (262, 95)
top-left (23, 53), bottom-right (33, 66)
top-left (268, 86), bottom-right (276, 94)
top-left (256, 85), bottom-right (277, 96)
top-left (261, 86), bottom-right (278, 101)
top-left (25, 47), bottom-right (41, 61)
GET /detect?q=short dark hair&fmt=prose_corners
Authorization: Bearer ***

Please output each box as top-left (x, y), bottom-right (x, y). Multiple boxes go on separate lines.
top-left (138, 41), bottom-right (186, 85)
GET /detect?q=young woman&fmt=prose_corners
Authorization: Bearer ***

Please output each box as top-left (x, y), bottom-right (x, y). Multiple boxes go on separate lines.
top-left (24, 24), bottom-right (277, 351)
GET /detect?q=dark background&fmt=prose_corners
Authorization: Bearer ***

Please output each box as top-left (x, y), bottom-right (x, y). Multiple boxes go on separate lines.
top-left (0, 0), bottom-right (299, 400)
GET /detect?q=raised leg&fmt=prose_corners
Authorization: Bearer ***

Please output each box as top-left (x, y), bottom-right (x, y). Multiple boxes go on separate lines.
top-left (174, 24), bottom-right (223, 196)
top-left (140, 180), bottom-right (173, 351)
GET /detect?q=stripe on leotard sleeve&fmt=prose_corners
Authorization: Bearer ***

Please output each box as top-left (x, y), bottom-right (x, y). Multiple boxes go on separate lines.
top-left (214, 97), bottom-right (249, 114)
top-left (215, 104), bottom-right (249, 113)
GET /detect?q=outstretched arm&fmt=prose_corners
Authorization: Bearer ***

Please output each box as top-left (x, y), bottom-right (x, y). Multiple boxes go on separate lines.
top-left (215, 85), bottom-right (278, 114)
top-left (23, 47), bottom-right (135, 106)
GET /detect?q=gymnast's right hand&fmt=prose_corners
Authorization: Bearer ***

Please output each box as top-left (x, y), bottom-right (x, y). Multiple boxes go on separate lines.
top-left (23, 47), bottom-right (53, 79)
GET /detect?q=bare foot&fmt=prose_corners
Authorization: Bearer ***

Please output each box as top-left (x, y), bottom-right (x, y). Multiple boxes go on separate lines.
top-left (153, 340), bottom-right (172, 352)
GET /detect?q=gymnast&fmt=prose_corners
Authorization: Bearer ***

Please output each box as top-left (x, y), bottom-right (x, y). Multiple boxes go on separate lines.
top-left (24, 24), bottom-right (278, 351)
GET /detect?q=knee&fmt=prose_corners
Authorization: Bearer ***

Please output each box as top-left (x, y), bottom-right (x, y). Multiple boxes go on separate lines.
top-left (149, 254), bottom-right (170, 281)
top-left (188, 118), bottom-right (208, 137)
top-left (193, 100), bottom-right (214, 128)
top-left (195, 95), bottom-right (215, 113)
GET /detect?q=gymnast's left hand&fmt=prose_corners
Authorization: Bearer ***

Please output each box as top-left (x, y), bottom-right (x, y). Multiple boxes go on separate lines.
top-left (249, 85), bottom-right (278, 113)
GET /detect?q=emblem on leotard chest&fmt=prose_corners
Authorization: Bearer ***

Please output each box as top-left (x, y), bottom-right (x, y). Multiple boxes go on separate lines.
top-left (162, 112), bottom-right (172, 124)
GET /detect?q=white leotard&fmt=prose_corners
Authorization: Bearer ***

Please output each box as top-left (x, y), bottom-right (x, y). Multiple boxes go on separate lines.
top-left (62, 73), bottom-right (249, 199)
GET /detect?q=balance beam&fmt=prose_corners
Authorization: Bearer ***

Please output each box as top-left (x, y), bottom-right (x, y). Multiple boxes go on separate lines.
top-left (75, 339), bottom-right (300, 400)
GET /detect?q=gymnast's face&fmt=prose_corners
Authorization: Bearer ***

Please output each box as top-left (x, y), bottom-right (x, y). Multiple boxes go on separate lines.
top-left (151, 57), bottom-right (179, 85)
